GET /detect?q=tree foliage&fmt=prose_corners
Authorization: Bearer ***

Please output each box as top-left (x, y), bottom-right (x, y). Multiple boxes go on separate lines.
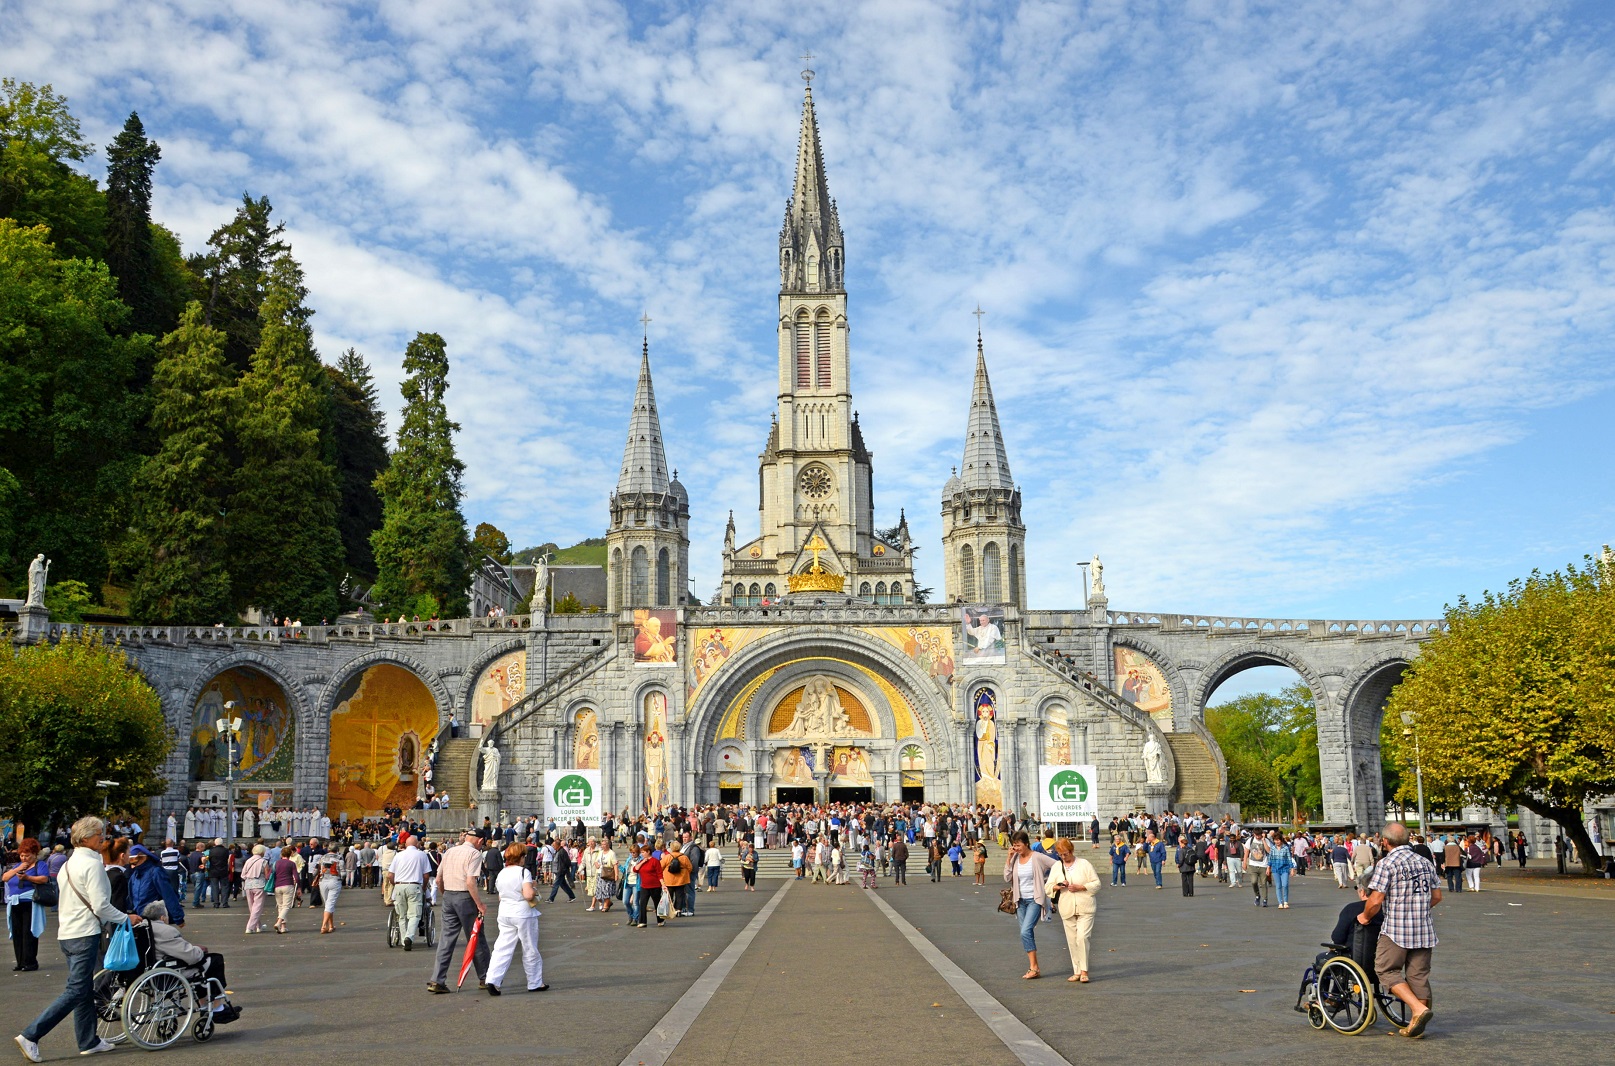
top-left (0, 219), bottom-right (146, 588)
top-left (0, 633), bottom-right (169, 831)
top-left (371, 332), bottom-right (471, 617)
top-left (195, 194), bottom-right (287, 371)
top-left (1205, 681), bottom-right (1322, 821)
top-left (121, 303), bottom-right (236, 624)
top-left (1384, 555), bottom-right (1615, 875)
top-left (0, 79), bottom-right (105, 263)
top-left (228, 257), bottom-right (342, 621)
top-left (471, 522), bottom-right (512, 564)
top-left (104, 111), bottom-right (170, 340)
top-left (327, 349), bottom-right (389, 581)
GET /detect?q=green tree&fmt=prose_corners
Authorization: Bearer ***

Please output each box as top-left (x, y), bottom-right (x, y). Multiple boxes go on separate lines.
top-left (42, 578), bottom-right (95, 622)
top-left (0, 632), bottom-right (169, 833)
top-left (194, 194), bottom-right (287, 371)
top-left (1205, 682), bottom-right (1322, 821)
top-left (0, 79), bottom-right (105, 263)
top-left (0, 219), bottom-right (146, 590)
top-left (471, 522), bottom-right (512, 564)
top-left (104, 111), bottom-right (169, 340)
top-left (228, 257), bottom-right (342, 621)
top-left (121, 303), bottom-right (236, 624)
top-left (551, 591), bottom-right (583, 614)
top-left (370, 332), bottom-right (471, 617)
top-left (326, 349), bottom-right (389, 580)
top-left (1384, 555), bottom-right (1615, 875)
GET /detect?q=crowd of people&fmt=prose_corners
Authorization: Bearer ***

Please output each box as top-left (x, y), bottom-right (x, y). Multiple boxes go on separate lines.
top-left (1, 798), bottom-right (1592, 1055)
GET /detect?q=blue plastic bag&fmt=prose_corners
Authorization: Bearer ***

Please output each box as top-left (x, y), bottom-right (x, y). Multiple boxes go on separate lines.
top-left (104, 919), bottom-right (139, 971)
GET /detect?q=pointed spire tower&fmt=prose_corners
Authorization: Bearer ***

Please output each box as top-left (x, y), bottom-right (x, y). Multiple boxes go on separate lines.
top-left (607, 328), bottom-right (690, 612)
top-left (723, 67), bottom-right (909, 607)
top-left (942, 317), bottom-right (1026, 606)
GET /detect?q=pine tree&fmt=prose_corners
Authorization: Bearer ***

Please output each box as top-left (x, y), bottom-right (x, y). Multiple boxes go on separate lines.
top-left (194, 194), bottom-right (287, 371)
top-left (104, 112), bottom-right (166, 339)
top-left (228, 256), bottom-right (342, 621)
top-left (371, 332), bottom-right (471, 617)
top-left (327, 348), bottom-right (389, 579)
top-left (122, 302), bottom-right (234, 623)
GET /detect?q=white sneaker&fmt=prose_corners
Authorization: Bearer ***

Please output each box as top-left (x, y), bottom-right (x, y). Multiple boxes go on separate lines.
top-left (80, 1038), bottom-right (117, 1056)
top-left (15, 1035), bottom-right (42, 1063)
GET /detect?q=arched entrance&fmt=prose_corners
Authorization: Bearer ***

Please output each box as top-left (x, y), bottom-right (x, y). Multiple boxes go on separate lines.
top-left (686, 627), bottom-right (952, 806)
top-left (326, 662), bottom-right (441, 820)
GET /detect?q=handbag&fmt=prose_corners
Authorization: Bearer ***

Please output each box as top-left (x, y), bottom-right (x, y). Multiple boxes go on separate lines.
top-left (30, 867), bottom-right (58, 908)
top-left (997, 888), bottom-right (1017, 915)
top-left (104, 919), bottom-right (140, 971)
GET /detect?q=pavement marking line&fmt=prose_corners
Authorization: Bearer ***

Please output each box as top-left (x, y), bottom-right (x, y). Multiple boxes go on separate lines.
top-left (617, 879), bottom-right (792, 1066)
top-left (866, 890), bottom-right (1074, 1066)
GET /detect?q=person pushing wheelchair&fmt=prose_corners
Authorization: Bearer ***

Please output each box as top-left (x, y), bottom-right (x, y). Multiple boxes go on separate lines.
top-left (1357, 822), bottom-right (1440, 1039)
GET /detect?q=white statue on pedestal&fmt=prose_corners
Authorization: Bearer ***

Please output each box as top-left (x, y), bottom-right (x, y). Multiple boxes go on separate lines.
top-left (530, 557), bottom-right (549, 613)
top-left (1090, 554), bottom-right (1104, 597)
top-left (26, 553), bottom-right (50, 607)
top-left (479, 742), bottom-right (502, 793)
top-left (1142, 734), bottom-right (1165, 784)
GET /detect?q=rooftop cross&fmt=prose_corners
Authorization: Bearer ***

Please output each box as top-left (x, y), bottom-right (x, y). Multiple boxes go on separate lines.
top-left (972, 304), bottom-right (985, 335)
top-left (639, 311), bottom-right (652, 337)
top-left (801, 52), bottom-right (815, 86)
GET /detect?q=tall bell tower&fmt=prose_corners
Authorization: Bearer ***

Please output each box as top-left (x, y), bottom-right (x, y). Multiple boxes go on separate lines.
top-left (721, 71), bottom-right (914, 606)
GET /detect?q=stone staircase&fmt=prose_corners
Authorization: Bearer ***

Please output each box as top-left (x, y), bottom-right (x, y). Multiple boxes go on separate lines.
top-left (1165, 732), bottom-right (1222, 806)
top-left (432, 737), bottom-right (482, 808)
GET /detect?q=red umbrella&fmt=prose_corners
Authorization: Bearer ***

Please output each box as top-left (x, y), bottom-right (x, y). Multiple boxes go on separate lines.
top-left (456, 915), bottom-right (484, 988)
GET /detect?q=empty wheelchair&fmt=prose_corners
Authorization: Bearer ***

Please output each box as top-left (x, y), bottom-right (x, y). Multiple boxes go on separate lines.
top-left (1294, 924), bottom-right (1411, 1035)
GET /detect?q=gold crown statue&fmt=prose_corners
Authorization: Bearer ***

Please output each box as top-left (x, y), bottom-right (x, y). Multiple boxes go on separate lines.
top-left (787, 535), bottom-right (846, 594)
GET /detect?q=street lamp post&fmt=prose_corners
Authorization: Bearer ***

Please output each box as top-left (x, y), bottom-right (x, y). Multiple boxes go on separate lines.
top-left (1400, 709), bottom-right (1427, 834)
top-left (217, 704), bottom-right (243, 843)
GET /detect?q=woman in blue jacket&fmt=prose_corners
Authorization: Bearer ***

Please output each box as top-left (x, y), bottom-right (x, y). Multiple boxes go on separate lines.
top-left (1268, 832), bottom-right (1296, 909)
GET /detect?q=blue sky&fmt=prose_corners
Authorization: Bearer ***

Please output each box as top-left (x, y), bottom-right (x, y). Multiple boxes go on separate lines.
top-left (5, 1), bottom-right (1613, 702)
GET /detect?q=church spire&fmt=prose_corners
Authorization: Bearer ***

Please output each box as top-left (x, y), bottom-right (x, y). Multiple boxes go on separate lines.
top-left (780, 78), bottom-right (844, 293)
top-left (959, 326), bottom-right (1014, 491)
top-left (616, 336), bottom-right (670, 495)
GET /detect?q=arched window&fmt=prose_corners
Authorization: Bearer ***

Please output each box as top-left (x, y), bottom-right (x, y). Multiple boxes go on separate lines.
top-left (795, 312), bottom-right (812, 389)
top-left (815, 311), bottom-right (832, 389)
top-left (749, 583), bottom-right (761, 605)
top-left (875, 581), bottom-right (887, 605)
top-left (732, 583), bottom-right (745, 606)
top-left (960, 544), bottom-right (976, 602)
top-left (630, 546), bottom-right (649, 605)
top-left (983, 542), bottom-right (1002, 602)
top-left (655, 548), bottom-right (670, 606)
top-left (859, 582), bottom-right (872, 599)
top-left (1007, 544), bottom-right (1020, 607)
top-left (612, 548), bottom-right (624, 609)
top-left (763, 582), bottom-right (777, 601)
top-left (890, 581), bottom-right (903, 603)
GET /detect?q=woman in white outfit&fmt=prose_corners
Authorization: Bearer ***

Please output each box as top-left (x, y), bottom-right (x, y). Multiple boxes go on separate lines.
top-left (485, 844), bottom-right (547, 994)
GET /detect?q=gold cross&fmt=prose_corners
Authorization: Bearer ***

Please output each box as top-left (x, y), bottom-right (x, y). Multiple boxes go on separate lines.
top-left (805, 533), bottom-right (828, 571)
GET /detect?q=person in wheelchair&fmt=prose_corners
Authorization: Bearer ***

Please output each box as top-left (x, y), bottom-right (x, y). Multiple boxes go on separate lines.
top-left (139, 902), bottom-right (241, 1025)
top-left (1319, 872), bottom-right (1381, 969)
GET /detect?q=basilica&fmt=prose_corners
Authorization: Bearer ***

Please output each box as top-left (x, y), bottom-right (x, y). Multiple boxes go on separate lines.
top-left (123, 81), bottom-right (1451, 840)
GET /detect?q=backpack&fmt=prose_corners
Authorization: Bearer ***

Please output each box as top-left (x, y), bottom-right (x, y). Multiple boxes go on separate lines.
top-left (667, 856), bottom-right (683, 875)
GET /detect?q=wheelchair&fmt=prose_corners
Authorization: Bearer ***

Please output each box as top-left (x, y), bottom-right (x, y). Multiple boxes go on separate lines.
top-left (91, 922), bottom-right (230, 1050)
top-left (386, 898), bottom-right (439, 949)
top-left (1294, 923), bottom-right (1411, 1035)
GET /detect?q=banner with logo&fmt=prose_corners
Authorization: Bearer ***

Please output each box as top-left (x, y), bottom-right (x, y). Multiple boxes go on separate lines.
top-left (544, 769), bottom-right (602, 824)
top-left (1039, 764), bottom-right (1098, 820)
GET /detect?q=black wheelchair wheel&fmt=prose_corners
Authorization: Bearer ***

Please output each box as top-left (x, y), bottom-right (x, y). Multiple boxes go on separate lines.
top-left (386, 908), bottom-right (401, 948)
top-left (1380, 990), bottom-right (1412, 1029)
top-left (1307, 1003), bottom-right (1327, 1030)
top-left (423, 905), bottom-right (439, 948)
top-left (192, 1010), bottom-right (215, 1042)
top-left (91, 969), bottom-right (128, 1045)
top-left (1316, 957), bottom-right (1376, 1035)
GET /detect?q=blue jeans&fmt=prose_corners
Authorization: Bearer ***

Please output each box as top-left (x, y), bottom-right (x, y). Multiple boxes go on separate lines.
top-left (1016, 899), bottom-right (1042, 952)
top-left (1274, 867), bottom-right (1292, 905)
top-left (22, 933), bottom-right (100, 1051)
top-left (1111, 862), bottom-right (1126, 886)
top-left (192, 875), bottom-right (207, 906)
top-left (1150, 859), bottom-right (1164, 887)
top-left (625, 885), bottom-right (640, 925)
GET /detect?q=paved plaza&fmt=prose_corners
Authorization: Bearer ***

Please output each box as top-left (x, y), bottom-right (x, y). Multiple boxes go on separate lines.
top-left (5, 861), bottom-right (1612, 1065)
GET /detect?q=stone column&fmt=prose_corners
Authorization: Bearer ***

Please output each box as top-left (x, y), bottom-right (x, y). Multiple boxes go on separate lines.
top-left (670, 722), bottom-right (687, 808)
top-left (15, 604), bottom-right (50, 643)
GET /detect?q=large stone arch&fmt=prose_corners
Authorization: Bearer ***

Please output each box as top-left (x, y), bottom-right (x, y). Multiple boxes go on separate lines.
top-left (1325, 651), bottom-right (1415, 829)
top-left (318, 651), bottom-right (454, 726)
top-left (457, 637), bottom-right (531, 718)
top-left (1190, 642), bottom-right (1329, 720)
top-left (1112, 633), bottom-right (1193, 730)
top-left (685, 626), bottom-right (954, 802)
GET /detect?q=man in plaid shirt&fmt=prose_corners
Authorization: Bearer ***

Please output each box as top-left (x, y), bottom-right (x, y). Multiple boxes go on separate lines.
top-left (1360, 822), bottom-right (1441, 1038)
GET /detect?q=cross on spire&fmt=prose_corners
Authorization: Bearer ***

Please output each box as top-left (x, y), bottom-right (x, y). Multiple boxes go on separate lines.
top-left (801, 52), bottom-right (815, 86)
top-left (639, 311), bottom-right (652, 337)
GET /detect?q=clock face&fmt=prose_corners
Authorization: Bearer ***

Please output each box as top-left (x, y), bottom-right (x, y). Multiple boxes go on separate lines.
top-left (799, 466), bottom-right (833, 499)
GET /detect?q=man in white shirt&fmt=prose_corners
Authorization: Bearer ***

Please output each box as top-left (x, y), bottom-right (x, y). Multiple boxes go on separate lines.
top-left (388, 836), bottom-right (431, 952)
top-left (16, 816), bottom-right (145, 1061)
